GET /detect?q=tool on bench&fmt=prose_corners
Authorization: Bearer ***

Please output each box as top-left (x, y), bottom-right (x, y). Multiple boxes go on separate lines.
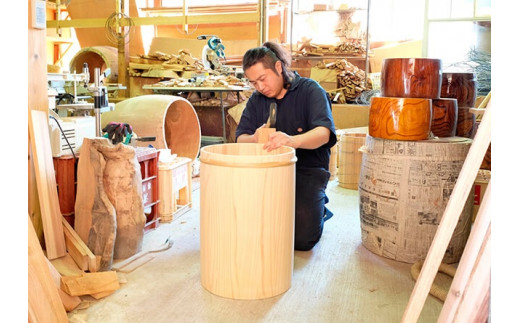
top-left (258, 102), bottom-right (277, 143)
top-left (102, 122), bottom-right (156, 145)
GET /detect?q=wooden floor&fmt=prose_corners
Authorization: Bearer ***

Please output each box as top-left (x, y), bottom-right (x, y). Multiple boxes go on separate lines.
top-left (67, 178), bottom-right (443, 323)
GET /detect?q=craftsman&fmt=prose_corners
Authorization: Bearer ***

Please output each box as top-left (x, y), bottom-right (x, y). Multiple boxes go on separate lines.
top-left (236, 41), bottom-right (337, 251)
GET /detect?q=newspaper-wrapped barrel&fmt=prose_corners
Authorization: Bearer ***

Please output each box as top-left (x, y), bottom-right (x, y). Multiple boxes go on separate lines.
top-left (358, 135), bottom-right (473, 264)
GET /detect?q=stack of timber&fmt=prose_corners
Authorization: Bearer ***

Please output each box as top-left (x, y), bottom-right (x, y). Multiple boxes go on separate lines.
top-left (129, 49), bottom-right (207, 78)
top-left (295, 40), bottom-right (367, 57)
top-left (152, 74), bottom-right (248, 89)
top-left (317, 59), bottom-right (372, 102)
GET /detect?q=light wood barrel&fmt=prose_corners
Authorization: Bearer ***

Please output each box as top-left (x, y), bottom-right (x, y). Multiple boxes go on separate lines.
top-left (69, 46), bottom-right (118, 83)
top-left (358, 135), bottom-right (473, 264)
top-left (381, 58), bottom-right (442, 98)
top-left (369, 97), bottom-right (432, 141)
top-left (199, 143), bottom-right (297, 299)
top-left (101, 95), bottom-right (201, 161)
top-left (337, 133), bottom-right (366, 189)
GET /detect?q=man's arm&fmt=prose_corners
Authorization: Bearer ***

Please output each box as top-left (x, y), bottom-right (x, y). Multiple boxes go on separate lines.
top-left (263, 126), bottom-right (330, 152)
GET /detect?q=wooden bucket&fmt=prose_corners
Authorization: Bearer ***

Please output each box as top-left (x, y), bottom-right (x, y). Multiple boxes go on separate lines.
top-left (69, 46), bottom-right (118, 83)
top-left (369, 97), bottom-right (432, 141)
top-left (101, 95), bottom-right (201, 161)
top-left (440, 72), bottom-right (477, 108)
top-left (380, 58), bottom-right (442, 98)
top-left (431, 98), bottom-right (458, 137)
top-left (199, 143), bottom-right (297, 299)
top-left (337, 133), bottom-right (366, 189)
top-left (358, 135), bottom-right (473, 264)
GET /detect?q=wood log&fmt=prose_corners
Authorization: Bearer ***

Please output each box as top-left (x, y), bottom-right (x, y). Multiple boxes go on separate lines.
top-left (60, 271), bottom-right (120, 297)
top-left (28, 110), bottom-right (66, 260)
top-left (28, 216), bottom-right (68, 322)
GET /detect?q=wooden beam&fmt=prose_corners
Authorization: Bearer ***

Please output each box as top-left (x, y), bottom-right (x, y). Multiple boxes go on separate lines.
top-left (62, 217), bottom-right (98, 272)
top-left (28, 110), bottom-right (67, 260)
top-left (401, 101), bottom-right (492, 322)
top-left (46, 12), bottom-right (259, 29)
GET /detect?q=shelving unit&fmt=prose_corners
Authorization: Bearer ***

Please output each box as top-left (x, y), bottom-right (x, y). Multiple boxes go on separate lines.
top-left (288, 0), bottom-right (371, 88)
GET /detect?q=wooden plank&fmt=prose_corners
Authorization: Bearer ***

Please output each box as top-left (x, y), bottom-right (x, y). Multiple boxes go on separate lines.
top-left (28, 110), bottom-right (66, 260)
top-left (401, 101), bottom-right (492, 322)
top-left (50, 253), bottom-right (85, 277)
top-left (46, 257), bottom-right (82, 312)
top-left (28, 216), bottom-right (68, 323)
top-left (439, 180), bottom-right (492, 322)
top-left (62, 217), bottom-right (98, 272)
top-left (60, 271), bottom-right (121, 297)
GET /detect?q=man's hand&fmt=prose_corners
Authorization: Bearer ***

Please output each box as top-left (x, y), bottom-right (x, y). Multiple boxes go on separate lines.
top-left (263, 126), bottom-right (330, 152)
top-left (263, 131), bottom-right (295, 152)
top-left (237, 123), bottom-right (268, 143)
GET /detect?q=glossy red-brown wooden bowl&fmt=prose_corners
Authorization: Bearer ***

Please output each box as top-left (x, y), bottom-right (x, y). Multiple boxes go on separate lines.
top-left (369, 97), bottom-right (432, 141)
top-left (381, 58), bottom-right (442, 98)
top-left (440, 72), bottom-right (477, 108)
top-left (431, 98), bottom-right (458, 137)
top-left (456, 107), bottom-right (476, 138)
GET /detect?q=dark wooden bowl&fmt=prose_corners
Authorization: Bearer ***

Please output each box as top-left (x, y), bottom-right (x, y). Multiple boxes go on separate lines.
top-left (456, 107), bottom-right (476, 138)
top-left (431, 98), bottom-right (458, 137)
top-left (381, 58), bottom-right (442, 98)
top-left (440, 72), bottom-right (477, 108)
top-left (369, 97), bottom-right (432, 141)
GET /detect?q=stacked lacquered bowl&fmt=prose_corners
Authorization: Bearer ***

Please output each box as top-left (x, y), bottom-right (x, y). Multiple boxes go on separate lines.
top-left (369, 58), bottom-right (459, 140)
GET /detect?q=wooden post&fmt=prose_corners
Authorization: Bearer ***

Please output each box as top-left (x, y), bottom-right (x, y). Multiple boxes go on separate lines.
top-left (401, 101), bottom-right (491, 322)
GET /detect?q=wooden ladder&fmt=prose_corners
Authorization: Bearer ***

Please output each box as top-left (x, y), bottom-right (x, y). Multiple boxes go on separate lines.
top-left (401, 100), bottom-right (492, 322)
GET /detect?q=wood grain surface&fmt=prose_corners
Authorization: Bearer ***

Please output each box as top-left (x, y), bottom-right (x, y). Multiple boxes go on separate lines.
top-left (199, 143), bottom-right (296, 299)
top-left (456, 107), bottom-right (477, 138)
top-left (369, 97), bottom-right (432, 141)
top-left (431, 98), bottom-right (458, 137)
top-left (381, 58), bottom-right (442, 98)
top-left (440, 72), bottom-right (477, 108)
top-left (337, 133), bottom-right (366, 189)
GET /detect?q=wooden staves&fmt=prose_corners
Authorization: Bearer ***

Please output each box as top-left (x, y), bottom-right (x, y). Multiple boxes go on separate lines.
top-left (28, 110), bottom-right (66, 260)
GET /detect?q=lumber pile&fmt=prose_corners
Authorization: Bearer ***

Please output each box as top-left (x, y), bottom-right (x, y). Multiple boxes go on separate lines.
top-left (151, 74), bottom-right (248, 88)
top-left (295, 39), bottom-right (367, 57)
top-left (129, 49), bottom-right (208, 78)
top-left (316, 59), bottom-right (372, 102)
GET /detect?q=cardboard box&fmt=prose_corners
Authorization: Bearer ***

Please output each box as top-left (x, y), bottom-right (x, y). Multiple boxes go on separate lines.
top-left (331, 104), bottom-right (370, 130)
top-left (310, 67), bottom-right (338, 91)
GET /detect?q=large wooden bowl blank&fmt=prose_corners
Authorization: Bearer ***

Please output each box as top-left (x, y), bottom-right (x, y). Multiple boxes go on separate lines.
top-left (440, 72), bottom-right (477, 108)
top-left (369, 97), bottom-right (432, 141)
top-left (381, 58), bottom-right (442, 98)
top-left (431, 98), bottom-right (458, 137)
